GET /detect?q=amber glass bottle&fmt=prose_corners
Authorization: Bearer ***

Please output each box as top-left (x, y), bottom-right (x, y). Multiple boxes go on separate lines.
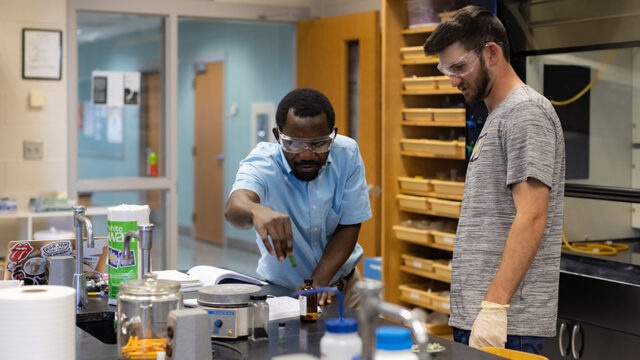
top-left (299, 278), bottom-right (318, 321)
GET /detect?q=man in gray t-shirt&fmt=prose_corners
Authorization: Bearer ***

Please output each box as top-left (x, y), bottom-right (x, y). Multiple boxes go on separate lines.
top-left (424, 6), bottom-right (565, 354)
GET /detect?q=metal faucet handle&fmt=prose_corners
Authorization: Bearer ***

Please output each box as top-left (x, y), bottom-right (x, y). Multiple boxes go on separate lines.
top-left (123, 231), bottom-right (139, 260)
top-left (138, 224), bottom-right (155, 231)
top-left (72, 205), bottom-right (87, 213)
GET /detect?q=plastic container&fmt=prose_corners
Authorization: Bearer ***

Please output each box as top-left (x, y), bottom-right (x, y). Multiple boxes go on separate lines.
top-left (428, 198), bottom-right (462, 217)
top-left (401, 254), bottom-right (435, 272)
top-left (299, 279), bottom-right (318, 321)
top-left (432, 230), bottom-right (456, 248)
top-left (320, 318), bottom-right (362, 360)
top-left (375, 326), bottom-right (418, 359)
top-left (393, 225), bottom-right (431, 245)
top-left (117, 273), bottom-right (182, 359)
top-left (405, 0), bottom-right (440, 28)
top-left (398, 284), bottom-right (433, 307)
top-left (397, 194), bottom-right (430, 212)
top-left (148, 152), bottom-right (158, 177)
top-left (398, 177), bottom-right (432, 195)
top-left (249, 294), bottom-right (269, 340)
top-left (400, 139), bottom-right (465, 158)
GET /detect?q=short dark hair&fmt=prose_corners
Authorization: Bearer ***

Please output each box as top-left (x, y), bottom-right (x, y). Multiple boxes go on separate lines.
top-left (423, 5), bottom-right (510, 62)
top-left (276, 88), bottom-right (335, 130)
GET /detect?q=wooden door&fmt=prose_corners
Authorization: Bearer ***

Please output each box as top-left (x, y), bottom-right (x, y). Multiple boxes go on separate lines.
top-left (194, 62), bottom-right (224, 244)
top-left (297, 11), bottom-right (382, 268)
top-left (141, 72), bottom-right (162, 210)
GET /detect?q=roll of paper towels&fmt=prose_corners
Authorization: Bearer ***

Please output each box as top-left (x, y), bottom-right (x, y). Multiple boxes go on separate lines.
top-left (107, 204), bottom-right (150, 224)
top-left (107, 204), bottom-right (150, 305)
top-left (0, 285), bottom-right (76, 359)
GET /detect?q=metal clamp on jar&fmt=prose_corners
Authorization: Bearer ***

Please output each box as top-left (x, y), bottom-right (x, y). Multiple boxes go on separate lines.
top-left (117, 273), bottom-right (183, 359)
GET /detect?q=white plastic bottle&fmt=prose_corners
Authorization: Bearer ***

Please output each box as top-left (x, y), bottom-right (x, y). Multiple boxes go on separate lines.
top-left (375, 326), bottom-right (419, 360)
top-left (320, 318), bottom-right (362, 360)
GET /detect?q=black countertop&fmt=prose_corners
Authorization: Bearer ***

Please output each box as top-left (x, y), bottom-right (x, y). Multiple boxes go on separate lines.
top-left (560, 253), bottom-right (640, 286)
top-left (76, 283), bottom-right (504, 360)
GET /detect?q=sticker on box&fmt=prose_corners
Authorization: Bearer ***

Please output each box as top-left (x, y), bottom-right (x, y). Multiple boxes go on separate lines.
top-left (41, 240), bottom-right (73, 257)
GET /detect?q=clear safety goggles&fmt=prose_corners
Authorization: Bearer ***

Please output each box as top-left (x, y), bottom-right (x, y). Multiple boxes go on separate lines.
top-left (278, 129), bottom-right (336, 154)
top-left (436, 42), bottom-right (501, 78)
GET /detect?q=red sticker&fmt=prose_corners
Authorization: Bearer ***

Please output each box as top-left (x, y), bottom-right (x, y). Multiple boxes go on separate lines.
top-left (8, 242), bottom-right (34, 263)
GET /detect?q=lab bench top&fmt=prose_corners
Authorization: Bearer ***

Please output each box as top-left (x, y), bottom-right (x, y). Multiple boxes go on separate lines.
top-left (77, 283), bottom-right (504, 360)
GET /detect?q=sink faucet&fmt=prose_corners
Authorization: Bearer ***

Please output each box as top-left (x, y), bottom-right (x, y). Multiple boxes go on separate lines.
top-left (356, 280), bottom-right (430, 360)
top-left (122, 224), bottom-right (154, 275)
top-left (72, 205), bottom-right (94, 308)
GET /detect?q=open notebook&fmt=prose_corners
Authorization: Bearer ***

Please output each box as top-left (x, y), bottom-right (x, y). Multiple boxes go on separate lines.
top-left (155, 265), bottom-right (266, 293)
top-left (187, 265), bottom-right (267, 286)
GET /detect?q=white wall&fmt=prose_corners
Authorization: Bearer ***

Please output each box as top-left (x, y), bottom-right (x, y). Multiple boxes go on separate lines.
top-left (0, 0), bottom-right (67, 209)
top-left (313, 0), bottom-right (381, 17)
top-left (217, 0), bottom-right (381, 18)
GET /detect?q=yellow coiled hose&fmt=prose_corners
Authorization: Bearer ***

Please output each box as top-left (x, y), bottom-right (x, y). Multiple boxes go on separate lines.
top-left (562, 229), bottom-right (629, 256)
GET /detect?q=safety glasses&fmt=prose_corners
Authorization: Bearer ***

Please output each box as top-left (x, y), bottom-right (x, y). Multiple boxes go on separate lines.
top-left (437, 50), bottom-right (480, 78)
top-left (278, 129), bottom-right (336, 154)
top-left (437, 42), bottom-right (501, 78)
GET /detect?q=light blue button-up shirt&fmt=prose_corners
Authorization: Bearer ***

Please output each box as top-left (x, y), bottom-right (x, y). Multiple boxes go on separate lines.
top-left (230, 134), bottom-right (372, 289)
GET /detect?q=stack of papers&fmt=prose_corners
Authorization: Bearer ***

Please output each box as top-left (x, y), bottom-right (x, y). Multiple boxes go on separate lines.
top-left (266, 296), bottom-right (301, 321)
top-left (154, 270), bottom-right (204, 293)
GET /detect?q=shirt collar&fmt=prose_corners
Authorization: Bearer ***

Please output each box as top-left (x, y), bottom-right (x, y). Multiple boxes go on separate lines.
top-left (277, 144), bottom-right (333, 175)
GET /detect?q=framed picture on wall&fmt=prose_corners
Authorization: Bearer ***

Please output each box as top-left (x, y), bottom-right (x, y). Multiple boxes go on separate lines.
top-left (22, 28), bottom-right (62, 80)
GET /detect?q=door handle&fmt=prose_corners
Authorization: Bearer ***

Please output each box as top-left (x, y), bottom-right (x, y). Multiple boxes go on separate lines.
top-left (571, 324), bottom-right (582, 359)
top-left (216, 153), bottom-right (225, 162)
top-left (558, 322), bottom-right (568, 357)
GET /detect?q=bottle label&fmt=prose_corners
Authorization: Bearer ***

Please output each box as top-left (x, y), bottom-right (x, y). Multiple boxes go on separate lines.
top-left (107, 220), bottom-right (140, 301)
top-left (299, 295), bottom-right (307, 316)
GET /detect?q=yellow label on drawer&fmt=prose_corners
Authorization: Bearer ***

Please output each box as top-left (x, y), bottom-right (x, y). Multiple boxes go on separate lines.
top-left (413, 261), bottom-right (422, 268)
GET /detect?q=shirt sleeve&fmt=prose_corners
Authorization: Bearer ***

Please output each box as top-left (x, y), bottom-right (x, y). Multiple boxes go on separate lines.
top-left (502, 101), bottom-right (557, 189)
top-left (229, 151), bottom-right (270, 202)
top-left (338, 143), bottom-right (372, 225)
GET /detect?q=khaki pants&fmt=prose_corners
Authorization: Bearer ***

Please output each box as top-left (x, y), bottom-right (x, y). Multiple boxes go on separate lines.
top-left (330, 268), bottom-right (362, 309)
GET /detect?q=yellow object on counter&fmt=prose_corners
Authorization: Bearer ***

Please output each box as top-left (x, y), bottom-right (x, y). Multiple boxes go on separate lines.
top-left (481, 347), bottom-right (548, 360)
top-left (561, 229), bottom-right (629, 256)
top-left (121, 336), bottom-right (167, 359)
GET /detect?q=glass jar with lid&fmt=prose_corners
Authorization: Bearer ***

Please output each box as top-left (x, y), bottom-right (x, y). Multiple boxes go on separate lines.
top-left (117, 272), bottom-right (182, 359)
top-left (248, 294), bottom-right (269, 340)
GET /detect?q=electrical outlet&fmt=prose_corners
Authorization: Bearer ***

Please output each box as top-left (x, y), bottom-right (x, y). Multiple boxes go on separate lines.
top-left (23, 141), bottom-right (43, 160)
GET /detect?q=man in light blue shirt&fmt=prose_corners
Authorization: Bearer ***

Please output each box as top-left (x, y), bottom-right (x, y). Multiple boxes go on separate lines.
top-left (225, 88), bottom-right (371, 307)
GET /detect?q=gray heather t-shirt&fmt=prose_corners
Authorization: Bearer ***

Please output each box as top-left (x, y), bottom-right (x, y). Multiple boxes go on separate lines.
top-left (448, 85), bottom-right (565, 337)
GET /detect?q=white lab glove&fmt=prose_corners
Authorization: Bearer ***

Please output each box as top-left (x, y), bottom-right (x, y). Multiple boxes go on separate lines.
top-left (469, 300), bottom-right (510, 349)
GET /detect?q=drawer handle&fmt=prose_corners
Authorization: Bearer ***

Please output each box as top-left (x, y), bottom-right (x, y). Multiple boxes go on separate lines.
top-left (571, 324), bottom-right (582, 359)
top-left (558, 322), bottom-right (568, 357)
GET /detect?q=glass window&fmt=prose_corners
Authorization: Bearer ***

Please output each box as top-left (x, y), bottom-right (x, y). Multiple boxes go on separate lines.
top-left (526, 47), bottom-right (640, 189)
top-left (77, 12), bottom-right (164, 179)
top-left (176, 18), bottom-right (294, 248)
